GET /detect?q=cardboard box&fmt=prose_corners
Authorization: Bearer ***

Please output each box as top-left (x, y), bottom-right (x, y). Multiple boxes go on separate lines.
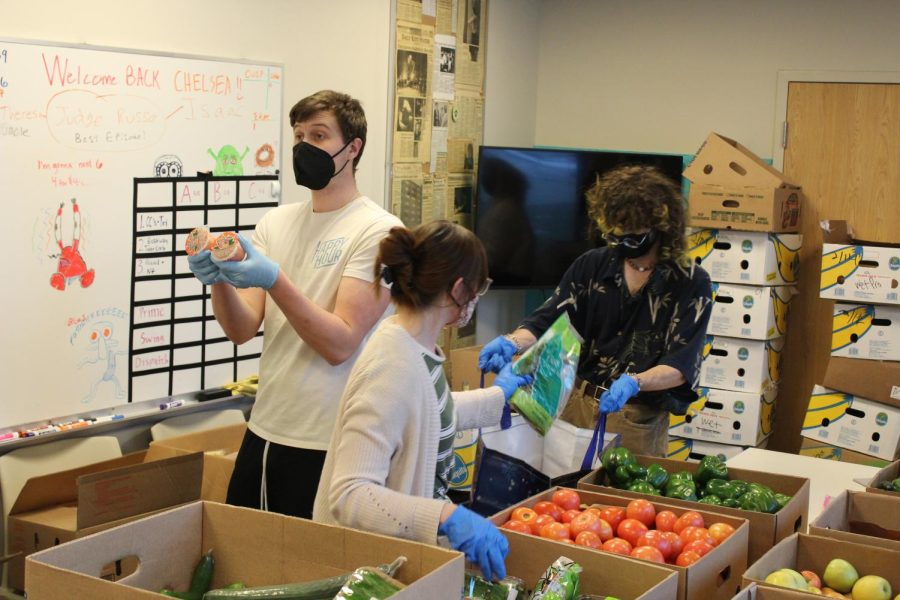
top-left (25, 501), bottom-right (463, 599)
top-left (578, 455), bottom-right (810, 563)
top-left (808, 490), bottom-right (900, 552)
top-left (448, 345), bottom-right (496, 391)
top-left (669, 386), bottom-right (777, 447)
top-left (822, 356), bottom-right (900, 410)
top-left (742, 533), bottom-right (900, 594)
top-left (831, 303), bottom-right (900, 361)
top-left (503, 526), bottom-right (679, 599)
top-left (798, 438), bottom-right (890, 467)
top-left (668, 436), bottom-right (763, 463)
top-left (709, 283), bottom-right (794, 340)
top-left (683, 133), bottom-right (802, 233)
top-left (801, 385), bottom-right (900, 462)
top-left (700, 335), bottom-right (784, 393)
top-left (491, 488), bottom-right (750, 600)
top-left (731, 583), bottom-right (825, 600)
top-left (687, 230), bottom-right (802, 286)
top-left (7, 451), bottom-right (202, 592)
top-left (821, 242), bottom-right (900, 306)
top-left (865, 460), bottom-right (899, 497)
top-left (147, 422), bottom-right (245, 503)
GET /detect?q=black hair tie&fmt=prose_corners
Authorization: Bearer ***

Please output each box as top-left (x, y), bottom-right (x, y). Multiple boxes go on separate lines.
top-left (380, 265), bottom-right (394, 284)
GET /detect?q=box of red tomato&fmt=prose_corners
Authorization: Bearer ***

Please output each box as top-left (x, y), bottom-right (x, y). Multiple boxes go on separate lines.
top-left (491, 487), bottom-right (750, 600)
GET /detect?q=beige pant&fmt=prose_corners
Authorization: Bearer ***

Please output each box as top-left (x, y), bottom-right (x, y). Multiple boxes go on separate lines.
top-left (560, 387), bottom-right (669, 457)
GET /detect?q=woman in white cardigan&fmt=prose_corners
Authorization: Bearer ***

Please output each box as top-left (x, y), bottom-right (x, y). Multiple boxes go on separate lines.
top-left (313, 220), bottom-right (530, 581)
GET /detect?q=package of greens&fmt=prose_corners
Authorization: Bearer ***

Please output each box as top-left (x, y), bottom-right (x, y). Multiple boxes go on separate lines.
top-left (510, 312), bottom-right (582, 435)
top-left (529, 557), bottom-right (583, 600)
top-left (463, 571), bottom-right (527, 599)
top-left (333, 566), bottom-right (405, 599)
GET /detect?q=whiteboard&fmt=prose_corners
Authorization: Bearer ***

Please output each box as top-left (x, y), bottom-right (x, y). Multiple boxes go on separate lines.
top-left (0, 38), bottom-right (283, 429)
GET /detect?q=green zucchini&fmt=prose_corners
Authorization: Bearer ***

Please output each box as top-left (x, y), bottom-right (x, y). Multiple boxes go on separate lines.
top-left (201, 556), bottom-right (406, 600)
top-left (161, 549), bottom-right (215, 599)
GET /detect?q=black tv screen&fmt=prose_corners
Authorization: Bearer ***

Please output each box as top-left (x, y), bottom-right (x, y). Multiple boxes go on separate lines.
top-left (474, 146), bottom-right (685, 289)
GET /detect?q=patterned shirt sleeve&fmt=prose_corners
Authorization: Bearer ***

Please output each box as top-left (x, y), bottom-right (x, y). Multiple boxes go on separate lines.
top-left (658, 265), bottom-right (713, 387)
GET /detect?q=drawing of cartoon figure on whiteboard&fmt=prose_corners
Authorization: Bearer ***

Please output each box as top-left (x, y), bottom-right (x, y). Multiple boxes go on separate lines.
top-left (50, 198), bottom-right (95, 291)
top-left (78, 320), bottom-right (127, 403)
top-left (209, 145), bottom-right (250, 176)
top-left (154, 154), bottom-right (184, 177)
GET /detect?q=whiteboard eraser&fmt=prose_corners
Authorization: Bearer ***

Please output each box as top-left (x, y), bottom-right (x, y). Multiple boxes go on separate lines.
top-left (271, 181), bottom-right (281, 198)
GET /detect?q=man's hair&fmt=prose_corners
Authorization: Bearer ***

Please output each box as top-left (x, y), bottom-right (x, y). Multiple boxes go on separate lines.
top-left (586, 164), bottom-right (688, 264)
top-left (289, 90), bottom-right (367, 170)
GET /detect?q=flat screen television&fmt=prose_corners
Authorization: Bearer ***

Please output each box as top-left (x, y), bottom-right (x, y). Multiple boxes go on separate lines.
top-left (474, 146), bottom-right (685, 289)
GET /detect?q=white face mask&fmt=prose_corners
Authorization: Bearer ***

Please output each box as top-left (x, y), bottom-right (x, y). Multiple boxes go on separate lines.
top-left (451, 296), bottom-right (478, 328)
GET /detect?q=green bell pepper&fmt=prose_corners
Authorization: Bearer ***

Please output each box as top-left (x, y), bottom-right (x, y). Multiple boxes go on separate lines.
top-left (612, 465), bottom-right (633, 485)
top-left (722, 498), bottom-right (740, 508)
top-left (627, 463), bottom-right (649, 480)
top-left (601, 447), bottom-right (636, 473)
top-left (774, 493), bottom-right (792, 509)
top-left (705, 479), bottom-right (740, 500)
top-left (670, 470), bottom-right (694, 483)
top-left (627, 480), bottom-right (659, 495)
top-left (738, 487), bottom-right (780, 513)
top-left (698, 495), bottom-right (723, 505)
top-left (665, 479), bottom-right (698, 501)
top-left (696, 455), bottom-right (729, 485)
top-left (729, 480), bottom-right (749, 498)
top-left (645, 464), bottom-right (669, 489)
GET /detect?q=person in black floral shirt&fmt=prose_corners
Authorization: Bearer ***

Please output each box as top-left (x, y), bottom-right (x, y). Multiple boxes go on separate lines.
top-left (479, 164), bottom-right (712, 456)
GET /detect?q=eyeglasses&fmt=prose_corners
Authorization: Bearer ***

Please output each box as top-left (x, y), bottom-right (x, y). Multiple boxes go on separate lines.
top-left (603, 231), bottom-right (654, 249)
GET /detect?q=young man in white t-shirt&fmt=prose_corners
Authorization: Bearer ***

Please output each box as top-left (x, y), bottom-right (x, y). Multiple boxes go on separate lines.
top-left (187, 90), bottom-right (402, 518)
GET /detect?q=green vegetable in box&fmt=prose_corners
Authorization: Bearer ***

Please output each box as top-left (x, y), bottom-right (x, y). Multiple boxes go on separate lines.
top-left (530, 557), bottom-right (582, 600)
top-left (600, 447), bottom-right (635, 474)
top-left (644, 464), bottom-right (669, 489)
top-left (696, 455), bottom-right (728, 485)
top-left (664, 478), bottom-right (697, 501)
top-left (698, 495), bottom-right (722, 505)
top-left (333, 567), bottom-right (404, 599)
top-left (463, 572), bottom-right (526, 599)
top-left (627, 480), bottom-right (659, 495)
top-left (161, 549), bottom-right (215, 600)
top-left (704, 479), bottom-right (740, 500)
top-left (510, 313), bottom-right (583, 435)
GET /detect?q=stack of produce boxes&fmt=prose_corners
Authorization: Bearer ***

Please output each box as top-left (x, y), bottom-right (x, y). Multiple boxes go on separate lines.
top-left (669, 132), bottom-right (803, 458)
top-left (800, 221), bottom-right (900, 466)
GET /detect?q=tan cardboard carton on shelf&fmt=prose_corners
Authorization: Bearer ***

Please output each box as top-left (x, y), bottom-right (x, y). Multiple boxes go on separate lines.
top-left (687, 229), bottom-right (802, 286)
top-left (731, 582), bottom-right (829, 600)
top-left (147, 422), bottom-right (245, 503)
top-left (801, 385), bottom-right (900, 462)
top-left (683, 133), bottom-right (802, 233)
top-left (492, 487), bottom-right (750, 600)
top-left (865, 460), bottom-right (899, 497)
top-left (808, 489), bottom-right (900, 552)
top-left (700, 335), bottom-right (784, 394)
top-left (708, 283), bottom-right (794, 340)
top-left (822, 355), bottom-right (900, 410)
top-left (669, 386), bottom-right (776, 447)
top-left (578, 454), bottom-right (810, 563)
top-left (7, 451), bottom-right (202, 592)
top-left (742, 533), bottom-right (900, 594)
top-left (25, 501), bottom-right (463, 600)
top-left (831, 302), bottom-right (900, 361)
top-left (819, 220), bottom-right (900, 306)
top-left (798, 438), bottom-right (891, 467)
top-left (448, 344), bottom-right (496, 391)
top-left (667, 436), bottom-right (764, 463)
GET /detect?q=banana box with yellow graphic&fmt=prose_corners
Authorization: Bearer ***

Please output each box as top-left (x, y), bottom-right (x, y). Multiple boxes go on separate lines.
top-left (802, 385), bottom-right (900, 461)
top-left (821, 243), bottom-right (900, 306)
top-left (667, 436), bottom-right (758, 462)
top-left (708, 283), bottom-right (795, 340)
top-left (798, 438), bottom-right (891, 468)
top-left (700, 335), bottom-right (784, 393)
top-left (687, 229), bottom-right (801, 286)
top-left (668, 386), bottom-right (777, 446)
top-left (831, 303), bottom-right (900, 361)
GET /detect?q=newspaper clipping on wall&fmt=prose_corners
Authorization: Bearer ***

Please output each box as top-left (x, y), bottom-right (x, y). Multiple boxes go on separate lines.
top-left (395, 22), bottom-right (434, 163)
top-left (455, 0), bottom-right (485, 89)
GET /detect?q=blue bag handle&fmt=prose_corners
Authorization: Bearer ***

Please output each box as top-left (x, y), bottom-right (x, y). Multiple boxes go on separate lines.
top-left (482, 371), bottom-right (512, 430)
top-left (580, 411), bottom-right (607, 471)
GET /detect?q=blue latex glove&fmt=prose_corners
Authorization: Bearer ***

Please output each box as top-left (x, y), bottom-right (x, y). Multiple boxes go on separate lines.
top-left (439, 505), bottom-right (509, 581)
top-left (187, 250), bottom-right (223, 286)
top-left (214, 234), bottom-right (280, 290)
top-left (478, 336), bottom-right (516, 373)
top-left (599, 373), bottom-right (640, 414)
top-left (493, 363), bottom-right (533, 401)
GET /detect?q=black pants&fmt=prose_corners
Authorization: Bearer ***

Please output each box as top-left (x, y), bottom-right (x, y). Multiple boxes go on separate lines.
top-left (226, 428), bottom-right (326, 519)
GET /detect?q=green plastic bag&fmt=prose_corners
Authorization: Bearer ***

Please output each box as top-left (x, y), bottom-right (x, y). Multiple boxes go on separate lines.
top-left (510, 313), bottom-right (583, 435)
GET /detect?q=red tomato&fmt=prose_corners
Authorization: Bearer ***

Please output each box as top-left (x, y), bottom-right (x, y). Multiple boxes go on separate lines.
top-left (662, 531), bottom-right (684, 558)
top-left (673, 511), bottom-right (705, 534)
top-left (708, 522), bottom-right (735, 546)
top-left (637, 530), bottom-right (673, 560)
top-left (598, 506), bottom-right (626, 531)
top-left (501, 520), bottom-right (531, 534)
top-left (655, 510), bottom-right (678, 532)
top-left (601, 537), bottom-right (633, 556)
top-left (616, 518), bottom-right (649, 547)
top-left (680, 526), bottom-right (714, 547)
top-left (531, 514), bottom-right (556, 536)
top-left (626, 499), bottom-right (657, 528)
top-left (552, 489), bottom-right (581, 511)
top-left (561, 509), bottom-right (582, 524)
top-left (570, 511), bottom-right (613, 542)
top-left (533, 501), bottom-right (563, 522)
top-left (574, 530), bottom-right (603, 549)
top-left (683, 540), bottom-right (714, 557)
top-left (560, 538), bottom-right (575, 544)
top-left (675, 550), bottom-right (702, 567)
top-left (585, 507), bottom-right (605, 520)
top-left (631, 545), bottom-right (665, 564)
top-left (510, 507), bottom-right (538, 524)
top-left (539, 521), bottom-right (571, 541)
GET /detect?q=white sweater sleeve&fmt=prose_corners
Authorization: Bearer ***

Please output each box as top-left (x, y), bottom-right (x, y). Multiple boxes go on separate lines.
top-left (453, 386), bottom-right (506, 430)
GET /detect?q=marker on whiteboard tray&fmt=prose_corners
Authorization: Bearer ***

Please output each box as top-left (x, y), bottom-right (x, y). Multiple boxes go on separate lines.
top-left (0, 431), bottom-right (22, 443)
top-left (27, 425), bottom-right (61, 437)
top-left (93, 414), bottom-right (125, 424)
top-left (160, 399), bottom-right (184, 411)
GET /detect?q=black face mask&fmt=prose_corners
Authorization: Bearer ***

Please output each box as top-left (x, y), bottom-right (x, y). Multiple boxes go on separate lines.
top-left (292, 139), bottom-right (353, 190)
top-left (607, 230), bottom-right (659, 259)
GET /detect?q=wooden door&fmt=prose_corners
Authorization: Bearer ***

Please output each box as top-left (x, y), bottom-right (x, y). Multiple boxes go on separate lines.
top-left (769, 82), bottom-right (900, 452)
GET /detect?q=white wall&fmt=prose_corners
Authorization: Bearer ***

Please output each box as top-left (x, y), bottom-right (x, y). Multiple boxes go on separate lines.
top-left (534, 0), bottom-right (900, 157)
top-left (1, 0), bottom-right (393, 207)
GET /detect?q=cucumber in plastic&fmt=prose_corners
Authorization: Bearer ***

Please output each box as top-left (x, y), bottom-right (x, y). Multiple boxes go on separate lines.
top-left (333, 567), bottom-right (404, 599)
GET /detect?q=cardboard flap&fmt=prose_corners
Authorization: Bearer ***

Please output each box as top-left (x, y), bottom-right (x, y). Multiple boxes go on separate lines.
top-left (148, 422), bottom-right (246, 454)
top-left (9, 451), bottom-right (147, 516)
top-left (75, 452), bottom-right (203, 529)
top-left (822, 356), bottom-right (900, 409)
top-left (684, 132), bottom-right (797, 188)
